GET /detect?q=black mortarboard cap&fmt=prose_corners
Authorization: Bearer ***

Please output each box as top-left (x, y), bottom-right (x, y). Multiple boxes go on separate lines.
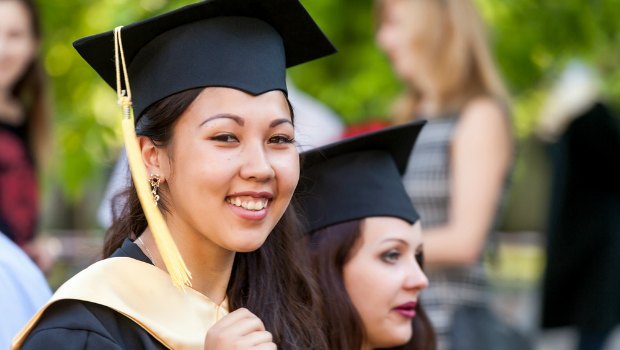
top-left (73, 0), bottom-right (336, 119)
top-left (297, 121), bottom-right (426, 233)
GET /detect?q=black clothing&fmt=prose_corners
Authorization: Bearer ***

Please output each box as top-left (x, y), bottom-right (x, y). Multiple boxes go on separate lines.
top-left (20, 240), bottom-right (168, 350)
top-left (542, 103), bottom-right (620, 332)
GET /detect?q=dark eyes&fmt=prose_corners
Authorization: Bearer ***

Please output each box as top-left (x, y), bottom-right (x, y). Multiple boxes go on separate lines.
top-left (210, 134), bottom-right (294, 144)
top-left (8, 29), bottom-right (29, 39)
top-left (268, 135), bottom-right (295, 144)
top-left (381, 250), bottom-right (401, 264)
top-left (210, 134), bottom-right (238, 143)
top-left (381, 249), bottom-right (425, 268)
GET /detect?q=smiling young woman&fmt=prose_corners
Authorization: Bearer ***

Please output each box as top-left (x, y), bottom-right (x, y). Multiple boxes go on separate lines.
top-left (11, 0), bottom-right (335, 349)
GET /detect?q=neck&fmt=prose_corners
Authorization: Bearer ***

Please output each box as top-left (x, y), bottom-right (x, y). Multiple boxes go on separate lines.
top-left (139, 226), bottom-right (235, 305)
top-left (0, 93), bottom-right (24, 125)
top-left (418, 94), bottom-right (441, 117)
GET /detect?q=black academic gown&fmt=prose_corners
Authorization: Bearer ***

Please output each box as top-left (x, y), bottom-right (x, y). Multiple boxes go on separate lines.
top-left (541, 102), bottom-right (620, 332)
top-left (19, 240), bottom-right (168, 349)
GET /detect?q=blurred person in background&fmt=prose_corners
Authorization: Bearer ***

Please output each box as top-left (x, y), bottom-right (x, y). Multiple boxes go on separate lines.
top-left (299, 122), bottom-right (436, 350)
top-left (375, 0), bottom-right (514, 349)
top-left (0, 0), bottom-right (51, 270)
top-left (538, 62), bottom-right (620, 350)
top-left (0, 232), bottom-right (51, 350)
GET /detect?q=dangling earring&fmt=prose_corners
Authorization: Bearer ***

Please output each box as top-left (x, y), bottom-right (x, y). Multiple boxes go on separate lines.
top-left (149, 174), bottom-right (161, 206)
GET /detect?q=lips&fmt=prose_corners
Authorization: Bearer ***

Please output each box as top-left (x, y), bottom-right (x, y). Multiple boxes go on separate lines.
top-left (393, 301), bottom-right (417, 319)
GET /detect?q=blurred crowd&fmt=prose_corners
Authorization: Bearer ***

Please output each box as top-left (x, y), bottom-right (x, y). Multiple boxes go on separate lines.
top-left (1, 0), bottom-right (619, 349)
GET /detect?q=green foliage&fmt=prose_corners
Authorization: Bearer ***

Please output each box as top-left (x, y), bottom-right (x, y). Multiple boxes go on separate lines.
top-left (38, 0), bottom-right (620, 219)
top-left (294, 0), bottom-right (620, 135)
top-left (289, 0), bottom-right (402, 124)
top-left (38, 0), bottom-right (195, 203)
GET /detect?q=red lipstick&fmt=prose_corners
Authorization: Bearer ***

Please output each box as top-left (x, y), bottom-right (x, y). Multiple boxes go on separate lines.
top-left (393, 301), bottom-right (417, 319)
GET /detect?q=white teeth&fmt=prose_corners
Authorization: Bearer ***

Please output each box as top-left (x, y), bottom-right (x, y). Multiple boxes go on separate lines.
top-left (227, 197), bottom-right (267, 211)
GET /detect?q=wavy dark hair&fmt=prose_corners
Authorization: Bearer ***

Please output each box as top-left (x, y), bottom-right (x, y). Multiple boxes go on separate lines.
top-left (308, 219), bottom-right (436, 350)
top-left (5, 0), bottom-right (49, 166)
top-left (105, 87), bottom-right (328, 349)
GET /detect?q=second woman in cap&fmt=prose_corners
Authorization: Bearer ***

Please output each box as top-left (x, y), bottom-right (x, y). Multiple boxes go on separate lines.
top-left (298, 122), bottom-right (436, 350)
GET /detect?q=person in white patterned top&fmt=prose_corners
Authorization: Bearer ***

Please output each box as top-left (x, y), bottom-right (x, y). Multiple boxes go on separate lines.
top-left (375, 0), bottom-right (513, 349)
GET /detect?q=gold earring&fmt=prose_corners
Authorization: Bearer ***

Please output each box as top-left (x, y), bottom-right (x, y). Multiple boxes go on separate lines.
top-left (149, 174), bottom-right (161, 206)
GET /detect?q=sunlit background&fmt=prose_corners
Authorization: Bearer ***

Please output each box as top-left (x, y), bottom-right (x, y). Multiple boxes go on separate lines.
top-left (33, 0), bottom-right (619, 347)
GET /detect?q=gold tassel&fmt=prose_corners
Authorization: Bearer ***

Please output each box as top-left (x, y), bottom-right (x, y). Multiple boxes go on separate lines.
top-left (114, 27), bottom-right (192, 290)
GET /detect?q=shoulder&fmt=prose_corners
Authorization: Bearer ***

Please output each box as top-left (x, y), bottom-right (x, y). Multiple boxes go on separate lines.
top-left (20, 299), bottom-right (165, 350)
top-left (460, 97), bottom-right (509, 129)
top-left (20, 300), bottom-right (122, 349)
top-left (454, 97), bottom-right (512, 145)
top-left (0, 235), bottom-right (51, 310)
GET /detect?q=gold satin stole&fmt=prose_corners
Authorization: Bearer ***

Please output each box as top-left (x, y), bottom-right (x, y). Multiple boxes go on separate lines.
top-left (11, 257), bottom-right (228, 350)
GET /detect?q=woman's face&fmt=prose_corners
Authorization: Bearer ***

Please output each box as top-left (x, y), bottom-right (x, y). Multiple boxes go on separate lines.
top-left (343, 217), bottom-right (428, 349)
top-left (376, 0), bottom-right (423, 85)
top-left (157, 87), bottom-right (299, 253)
top-left (0, 0), bottom-right (36, 91)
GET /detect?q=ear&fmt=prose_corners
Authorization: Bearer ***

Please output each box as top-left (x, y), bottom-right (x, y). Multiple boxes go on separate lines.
top-left (138, 136), bottom-right (168, 184)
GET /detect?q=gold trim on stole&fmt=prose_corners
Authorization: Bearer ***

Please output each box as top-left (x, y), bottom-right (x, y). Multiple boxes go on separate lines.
top-left (12, 257), bottom-right (228, 349)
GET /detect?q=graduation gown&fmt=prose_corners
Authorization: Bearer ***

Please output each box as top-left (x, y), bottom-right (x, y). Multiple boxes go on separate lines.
top-left (12, 239), bottom-right (228, 349)
top-left (541, 103), bottom-right (620, 331)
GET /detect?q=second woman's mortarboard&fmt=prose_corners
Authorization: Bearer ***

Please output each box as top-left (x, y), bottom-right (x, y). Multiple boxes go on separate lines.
top-left (297, 121), bottom-right (426, 234)
top-left (73, 0), bottom-right (335, 289)
top-left (73, 0), bottom-right (336, 119)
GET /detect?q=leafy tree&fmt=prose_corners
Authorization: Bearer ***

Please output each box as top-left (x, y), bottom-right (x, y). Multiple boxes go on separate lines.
top-left (37, 0), bottom-right (620, 228)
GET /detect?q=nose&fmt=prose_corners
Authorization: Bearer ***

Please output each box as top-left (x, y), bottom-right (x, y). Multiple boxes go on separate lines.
top-left (239, 142), bottom-right (275, 182)
top-left (404, 258), bottom-right (429, 291)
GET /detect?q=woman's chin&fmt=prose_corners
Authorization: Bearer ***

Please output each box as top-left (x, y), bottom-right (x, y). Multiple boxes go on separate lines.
top-left (228, 238), bottom-right (269, 253)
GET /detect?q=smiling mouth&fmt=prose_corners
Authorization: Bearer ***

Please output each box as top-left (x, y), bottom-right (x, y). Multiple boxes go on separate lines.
top-left (226, 196), bottom-right (269, 211)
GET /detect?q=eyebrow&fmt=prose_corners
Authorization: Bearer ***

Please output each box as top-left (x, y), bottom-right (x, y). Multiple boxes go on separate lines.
top-left (380, 238), bottom-right (409, 246)
top-left (200, 114), bottom-right (244, 127)
top-left (270, 118), bottom-right (293, 128)
top-left (199, 115), bottom-right (293, 128)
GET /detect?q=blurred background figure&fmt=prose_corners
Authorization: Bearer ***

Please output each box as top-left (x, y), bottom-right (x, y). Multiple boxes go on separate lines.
top-left (0, 232), bottom-right (51, 349)
top-left (537, 62), bottom-right (620, 350)
top-left (0, 0), bottom-right (51, 270)
top-left (374, 0), bottom-right (516, 349)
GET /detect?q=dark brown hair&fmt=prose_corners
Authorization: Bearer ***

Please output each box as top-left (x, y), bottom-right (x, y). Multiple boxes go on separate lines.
top-left (105, 87), bottom-right (328, 349)
top-left (6, 0), bottom-right (50, 166)
top-left (308, 219), bottom-right (436, 350)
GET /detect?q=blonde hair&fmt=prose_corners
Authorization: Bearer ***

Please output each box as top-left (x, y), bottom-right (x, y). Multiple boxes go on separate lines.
top-left (376, 0), bottom-right (509, 122)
